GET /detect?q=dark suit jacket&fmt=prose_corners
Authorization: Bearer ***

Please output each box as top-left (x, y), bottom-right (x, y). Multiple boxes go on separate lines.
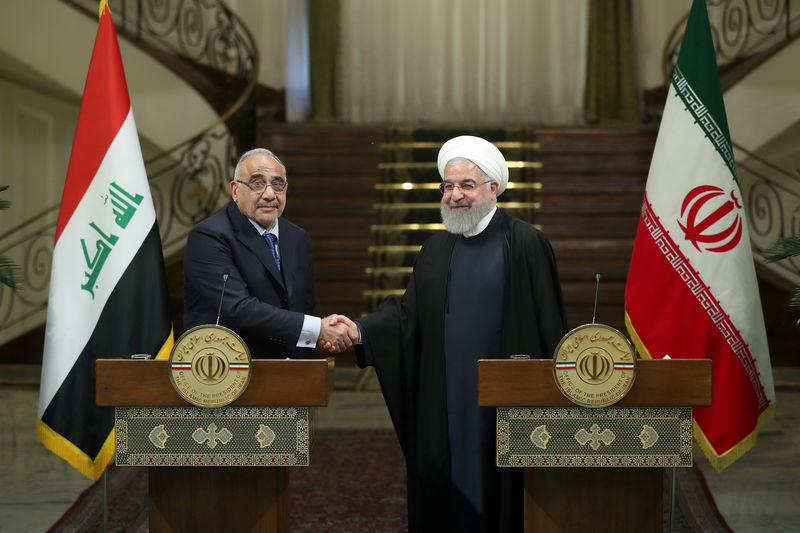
top-left (183, 202), bottom-right (316, 358)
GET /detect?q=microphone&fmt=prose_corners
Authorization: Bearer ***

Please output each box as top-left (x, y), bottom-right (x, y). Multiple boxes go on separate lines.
top-left (592, 267), bottom-right (603, 324)
top-left (215, 269), bottom-right (230, 326)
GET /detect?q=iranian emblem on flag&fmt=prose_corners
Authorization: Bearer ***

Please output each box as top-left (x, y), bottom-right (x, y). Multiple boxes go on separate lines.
top-left (678, 185), bottom-right (743, 253)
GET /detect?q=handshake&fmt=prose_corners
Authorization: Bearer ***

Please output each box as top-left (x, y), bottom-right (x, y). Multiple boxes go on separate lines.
top-left (317, 314), bottom-right (359, 353)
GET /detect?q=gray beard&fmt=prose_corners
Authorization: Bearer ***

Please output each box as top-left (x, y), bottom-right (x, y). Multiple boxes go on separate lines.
top-left (440, 201), bottom-right (491, 235)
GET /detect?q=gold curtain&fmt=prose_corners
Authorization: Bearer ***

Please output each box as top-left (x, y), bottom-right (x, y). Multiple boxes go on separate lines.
top-left (308, 0), bottom-right (341, 120)
top-left (584, 0), bottom-right (641, 124)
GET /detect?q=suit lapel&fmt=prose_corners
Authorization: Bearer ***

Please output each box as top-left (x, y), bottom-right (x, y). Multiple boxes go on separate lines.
top-left (229, 204), bottom-right (285, 289)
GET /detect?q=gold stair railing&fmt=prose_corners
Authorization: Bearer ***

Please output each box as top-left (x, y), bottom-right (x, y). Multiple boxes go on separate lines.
top-left (0, 0), bottom-right (259, 346)
top-left (734, 143), bottom-right (800, 286)
top-left (365, 130), bottom-right (544, 309)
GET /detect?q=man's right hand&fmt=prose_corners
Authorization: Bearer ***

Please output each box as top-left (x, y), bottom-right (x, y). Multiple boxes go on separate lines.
top-left (318, 314), bottom-right (359, 353)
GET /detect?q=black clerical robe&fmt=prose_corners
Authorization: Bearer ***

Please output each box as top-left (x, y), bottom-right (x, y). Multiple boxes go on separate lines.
top-left (357, 210), bottom-right (567, 533)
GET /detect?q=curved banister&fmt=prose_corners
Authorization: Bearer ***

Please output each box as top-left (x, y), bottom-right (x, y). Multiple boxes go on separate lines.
top-left (662, 0), bottom-right (799, 85)
top-left (63, 0), bottom-right (261, 157)
top-left (0, 0), bottom-right (261, 346)
top-left (734, 141), bottom-right (798, 183)
top-left (734, 141), bottom-right (800, 284)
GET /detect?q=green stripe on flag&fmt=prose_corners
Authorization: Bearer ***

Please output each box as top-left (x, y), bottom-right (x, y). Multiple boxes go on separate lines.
top-left (673, 0), bottom-right (737, 181)
top-left (671, 66), bottom-right (737, 181)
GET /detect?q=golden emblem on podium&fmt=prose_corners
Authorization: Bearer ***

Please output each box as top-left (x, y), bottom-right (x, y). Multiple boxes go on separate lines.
top-left (552, 323), bottom-right (636, 408)
top-left (169, 325), bottom-right (252, 407)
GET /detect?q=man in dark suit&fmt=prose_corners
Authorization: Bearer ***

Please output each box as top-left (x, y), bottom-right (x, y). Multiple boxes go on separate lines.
top-left (183, 147), bottom-right (352, 357)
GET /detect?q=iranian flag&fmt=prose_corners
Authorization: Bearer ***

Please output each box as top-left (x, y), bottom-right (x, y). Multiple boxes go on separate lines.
top-left (625, 0), bottom-right (775, 471)
top-left (37, 0), bottom-right (173, 480)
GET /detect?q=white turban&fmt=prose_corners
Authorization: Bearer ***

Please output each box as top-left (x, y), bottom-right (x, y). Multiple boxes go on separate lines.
top-left (437, 135), bottom-right (509, 196)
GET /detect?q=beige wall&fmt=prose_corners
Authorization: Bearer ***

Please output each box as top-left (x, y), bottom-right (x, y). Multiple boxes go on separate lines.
top-left (0, 0), bottom-right (216, 152)
top-left (632, 0), bottom-right (689, 90)
top-left (0, 78), bottom-right (76, 226)
top-left (227, 0), bottom-right (289, 89)
top-left (726, 38), bottom-right (800, 155)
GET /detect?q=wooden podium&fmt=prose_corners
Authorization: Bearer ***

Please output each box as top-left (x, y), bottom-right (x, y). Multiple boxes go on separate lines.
top-left (96, 358), bottom-right (334, 533)
top-left (478, 358), bottom-right (712, 533)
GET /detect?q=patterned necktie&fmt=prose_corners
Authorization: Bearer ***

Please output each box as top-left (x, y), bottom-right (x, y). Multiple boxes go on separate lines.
top-left (263, 232), bottom-right (281, 272)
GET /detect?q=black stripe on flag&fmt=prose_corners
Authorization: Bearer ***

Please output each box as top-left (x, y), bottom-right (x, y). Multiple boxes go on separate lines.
top-left (41, 223), bottom-right (171, 459)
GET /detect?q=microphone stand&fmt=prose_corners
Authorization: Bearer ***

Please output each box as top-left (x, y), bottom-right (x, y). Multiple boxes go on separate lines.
top-left (216, 269), bottom-right (230, 326)
top-left (592, 267), bottom-right (602, 324)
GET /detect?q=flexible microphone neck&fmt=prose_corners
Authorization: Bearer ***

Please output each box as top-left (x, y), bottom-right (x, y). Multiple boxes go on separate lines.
top-left (592, 267), bottom-right (603, 324)
top-left (215, 269), bottom-right (230, 326)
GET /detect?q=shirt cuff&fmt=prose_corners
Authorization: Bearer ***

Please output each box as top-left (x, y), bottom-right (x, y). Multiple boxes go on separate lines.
top-left (355, 322), bottom-right (373, 367)
top-left (355, 322), bottom-right (364, 344)
top-left (296, 315), bottom-right (321, 348)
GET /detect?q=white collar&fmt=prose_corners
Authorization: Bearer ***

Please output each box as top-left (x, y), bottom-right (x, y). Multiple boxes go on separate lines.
top-left (249, 217), bottom-right (280, 239)
top-left (463, 206), bottom-right (497, 238)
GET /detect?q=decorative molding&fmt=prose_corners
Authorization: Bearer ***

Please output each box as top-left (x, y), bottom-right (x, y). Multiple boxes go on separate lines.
top-left (496, 406), bottom-right (693, 468)
top-left (115, 406), bottom-right (312, 467)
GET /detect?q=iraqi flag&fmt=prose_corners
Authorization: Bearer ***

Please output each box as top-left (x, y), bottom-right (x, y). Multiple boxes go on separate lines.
top-left (625, 0), bottom-right (775, 471)
top-left (37, 0), bottom-right (173, 481)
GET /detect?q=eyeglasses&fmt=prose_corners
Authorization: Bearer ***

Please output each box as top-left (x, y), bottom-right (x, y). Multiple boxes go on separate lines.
top-left (438, 179), bottom-right (492, 195)
top-left (235, 179), bottom-right (288, 194)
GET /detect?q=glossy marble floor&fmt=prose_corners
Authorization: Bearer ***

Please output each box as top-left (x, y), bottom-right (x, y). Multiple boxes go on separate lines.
top-left (0, 364), bottom-right (798, 532)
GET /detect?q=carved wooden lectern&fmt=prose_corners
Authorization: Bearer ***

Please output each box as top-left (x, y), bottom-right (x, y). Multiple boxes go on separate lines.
top-left (478, 358), bottom-right (712, 533)
top-left (96, 358), bottom-right (334, 533)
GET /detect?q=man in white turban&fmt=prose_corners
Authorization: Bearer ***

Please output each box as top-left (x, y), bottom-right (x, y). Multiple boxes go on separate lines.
top-left (328, 135), bottom-right (566, 532)
top-left (436, 135), bottom-right (510, 236)
top-left (437, 135), bottom-right (510, 194)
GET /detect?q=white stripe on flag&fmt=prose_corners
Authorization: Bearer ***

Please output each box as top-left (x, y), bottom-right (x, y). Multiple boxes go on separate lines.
top-left (39, 111), bottom-right (155, 416)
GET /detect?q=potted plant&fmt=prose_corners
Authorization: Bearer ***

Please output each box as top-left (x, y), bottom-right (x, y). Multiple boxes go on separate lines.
top-left (764, 235), bottom-right (800, 325)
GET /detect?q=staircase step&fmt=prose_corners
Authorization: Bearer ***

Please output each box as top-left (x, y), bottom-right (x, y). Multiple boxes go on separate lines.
top-left (260, 127), bottom-right (385, 155)
top-left (287, 175), bottom-right (380, 195)
top-left (285, 197), bottom-right (376, 216)
top-left (535, 153), bottom-right (653, 173)
top-left (282, 155), bottom-right (382, 174)
top-left (533, 128), bottom-right (658, 153)
top-left (537, 215), bottom-right (641, 238)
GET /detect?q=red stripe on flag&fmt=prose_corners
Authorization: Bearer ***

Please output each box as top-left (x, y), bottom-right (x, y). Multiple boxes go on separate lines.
top-left (625, 208), bottom-right (764, 456)
top-left (55, 8), bottom-right (131, 243)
